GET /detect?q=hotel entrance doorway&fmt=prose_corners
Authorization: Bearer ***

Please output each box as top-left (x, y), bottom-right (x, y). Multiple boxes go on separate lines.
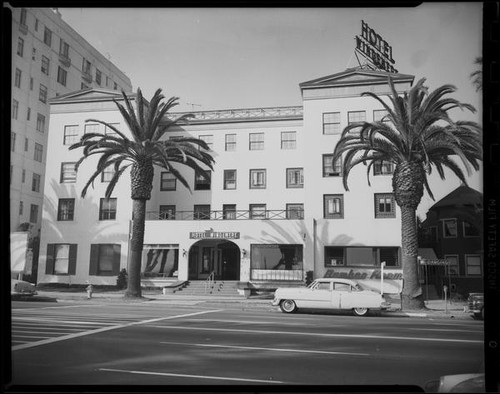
top-left (188, 240), bottom-right (240, 280)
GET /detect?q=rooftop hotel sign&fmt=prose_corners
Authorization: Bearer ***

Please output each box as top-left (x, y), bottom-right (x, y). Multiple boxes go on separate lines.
top-left (355, 20), bottom-right (398, 73)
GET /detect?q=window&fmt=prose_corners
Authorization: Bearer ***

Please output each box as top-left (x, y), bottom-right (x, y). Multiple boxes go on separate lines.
top-left (27, 107), bottom-right (31, 121)
top-left (323, 112), bottom-right (341, 135)
top-left (59, 39), bottom-right (69, 57)
top-left (60, 162), bottom-right (77, 183)
top-left (106, 76), bottom-right (109, 86)
top-left (30, 77), bottom-right (33, 90)
top-left (374, 193), bottom-right (396, 218)
top-left (39, 84), bottom-right (47, 103)
top-left (194, 170), bottom-right (211, 190)
top-left (15, 68), bottom-right (22, 88)
top-left (250, 169), bottom-right (266, 189)
top-left (250, 204), bottom-right (267, 219)
top-left (281, 131), bottom-right (296, 149)
top-left (101, 165), bottom-right (116, 182)
top-left (63, 125), bottom-right (79, 144)
top-left (287, 203), bottom-right (304, 219)
top-left (43, 27), bottom-right (52, 46)
top-left (199, 135), bottom-right (213, 150)
top-left (114, 82), bottom-right (118, 90)
top-left (286, 168), bottom-right (304, 188)
top-left (324, 194), bottom-right (344, 219)
top-left (22, 169), bottom-right (26, 183)
top-left (35, 18), bottom-right (39, 31)
top-left (223, 170), bottom-right (237, 190)
top-left (223, 204), bottom-right (236, 220)
top-left (99, 198), bottom-right (117, 220)
top-left (20, 8), bottom-right (27, 26)
top-left (17, 37), bottom-right (24, 56)
top-left (82, 58), bottom-right (91, 74)
top-left (465, 255), bottom-right (481, 276)
top-left (12, 100), bottom-right (19, 120)
top-left (373, 109), bottom-right (390, 123)
top-left (249, 133), bottom-right (264, 150)
top-left (32, 47), bottom-right (36, 60)
top-left (194, 205), bottom-right (211, 220)
top-left (57, 198), bottom-right (75, 221)
top-left (323, 154), bottom-right (342, 177)
top-left (41, 55), bottom-right (50, 75)
top-left (443, 219), bottom-right (458, 238)
top-left (250, 244), bottom-right (303, 280)
top-left (105, 123), bottom-right (120, 136)
top-left (160, 172), bottom-right (176, 191)
top-left (379, 247), bottom-right (399, 267)
top-left (24, 137), bottom-right (29, 151)
top-left (46, 244), bottom-right (77, 275)
top-left (348, 111), bottom-right (366, 124)
top-left (11, 132), bottom-right (16, 152)
top-left (159, 205), bottom-right (176, 220)
top-left (463, 222), bottom-right (480, 237)
top-left (325, 247), bottom-right (344, 266)
top-left (32, 173), bottom-right (41, 192)
top-left (57, 66), bottom-right (67, 86)
top-left (84, 123), bottom-right (99, 134)
top-left (89, 244), bottom-right (121, 276)
top-left (96, 68), bottom-right (102, 85)
top-left (36, 113), bottom-right (45, 132)
top-left (19, 201), bottom-right (24, 215)
top-left (34, 143), bottom-right (43, 162)
top-left (444, 255), bottom-right (459, 276)
top-left (29, 204), bottom-right (39, 223)
top-left (374, 160), bottom-right (394, 175)
top-left (225, 134), bottom-right (236, 151)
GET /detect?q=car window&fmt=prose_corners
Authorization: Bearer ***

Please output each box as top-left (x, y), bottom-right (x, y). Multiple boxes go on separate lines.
top-left (333, 283), bottom-right (350, 291)
top-left (316, 282), bottom-right (331, 290)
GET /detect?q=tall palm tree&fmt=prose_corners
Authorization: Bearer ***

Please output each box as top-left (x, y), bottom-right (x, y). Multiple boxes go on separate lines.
top-left (332, 77), bottom-right (482, 309)
top-left (70, 89), bottom-right (215, 298)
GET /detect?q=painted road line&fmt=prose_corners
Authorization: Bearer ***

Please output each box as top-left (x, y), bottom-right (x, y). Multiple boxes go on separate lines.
top-left (12, 310), bottom-right (222, 352)
top-left (408, 328), bottom-right (483, 333)
top-left (99, 368), bottom-right (285, 384)
top-left (186, 318), bottom-right (317, 326)
top-left (12, 317), bottom-right (114, 326)
top-left (160, 341), bottom-right (370, 356)
top-left (145, 325), bottom-right (483, 344)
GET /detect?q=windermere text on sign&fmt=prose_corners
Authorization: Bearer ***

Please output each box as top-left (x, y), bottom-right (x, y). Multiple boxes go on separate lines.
top-left (189, 231), bottom-right (240, 239)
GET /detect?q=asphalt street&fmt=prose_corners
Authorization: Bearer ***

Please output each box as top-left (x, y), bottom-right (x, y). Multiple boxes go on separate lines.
top-left (9, 300), bottom-right (484, 389)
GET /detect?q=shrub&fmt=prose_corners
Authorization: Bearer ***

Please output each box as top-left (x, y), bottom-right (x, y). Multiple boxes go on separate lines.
top-left (116, 269), bottom-right (128, 290)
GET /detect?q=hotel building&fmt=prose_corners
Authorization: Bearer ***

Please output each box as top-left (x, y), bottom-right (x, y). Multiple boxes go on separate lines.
top-left (38, 68), bottom-right (414, 293)
top-left (9, 7), bottom-right (132, 235)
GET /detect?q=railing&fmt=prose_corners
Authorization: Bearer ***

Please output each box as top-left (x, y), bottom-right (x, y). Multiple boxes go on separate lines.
top-left (146, 209), bottom-right (304, 221)
top-left (251, 269), bottom-right (304, 281)
top-left (205, 271), bottom-right (215, 293)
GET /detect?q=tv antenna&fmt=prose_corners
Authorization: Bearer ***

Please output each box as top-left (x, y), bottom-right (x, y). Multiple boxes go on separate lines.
top-left (186, 103), bottom-right (201, 111)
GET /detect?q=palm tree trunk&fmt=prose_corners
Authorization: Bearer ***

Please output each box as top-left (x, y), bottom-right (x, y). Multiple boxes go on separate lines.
top-left (125, 199), bottom-right (146, 298)
top-left (400, 205), bottom-right (425, 310)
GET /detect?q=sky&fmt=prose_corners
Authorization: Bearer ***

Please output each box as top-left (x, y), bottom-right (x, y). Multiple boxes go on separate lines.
top-left (58, 4), bottom-right (483, 218)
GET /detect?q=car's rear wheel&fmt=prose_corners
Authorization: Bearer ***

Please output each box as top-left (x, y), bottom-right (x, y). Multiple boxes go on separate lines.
top-left (280, 299), bottom-right (297, 313)
top-left (353, 307), bottom-right (369, 316)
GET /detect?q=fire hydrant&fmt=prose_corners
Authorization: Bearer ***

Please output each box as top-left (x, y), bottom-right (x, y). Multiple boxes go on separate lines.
top-left (86, 283), bottom-right (93, 299)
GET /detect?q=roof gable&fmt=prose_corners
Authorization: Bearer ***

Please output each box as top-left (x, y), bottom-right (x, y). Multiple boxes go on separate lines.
top-left (431, 186), bottom-right (483, 210)
top-left (49, 88), bottom-right (133, 104)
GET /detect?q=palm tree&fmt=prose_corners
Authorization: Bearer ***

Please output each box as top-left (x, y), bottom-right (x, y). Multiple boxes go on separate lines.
top-left (332, 77), bottom-right (482, 309)
top-left (70, 89), bottom-right (215, 298)
top-left (470, 57), bottom-right (482, 92)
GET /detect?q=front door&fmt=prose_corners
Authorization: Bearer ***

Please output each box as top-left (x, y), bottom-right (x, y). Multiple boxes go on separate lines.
top-left (188, 240), bottom-right (240, 280)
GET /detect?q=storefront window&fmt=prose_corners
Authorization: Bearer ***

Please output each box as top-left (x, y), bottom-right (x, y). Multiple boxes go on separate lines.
top-left (142, 244), bottom-right (179, 277)
top-left (250, 244), bottom-right (303, 281)
top-left (324, 246), bottom-right (399, 267)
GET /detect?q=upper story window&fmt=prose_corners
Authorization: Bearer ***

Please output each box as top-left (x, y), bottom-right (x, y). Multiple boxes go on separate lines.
top-left (323, 112), bottom-right (341, 135)
top-left (324, 194), bottom-right (344, 219)
top-left (41, 55), bottom-right (50, 75)
top-left (84, 123), bottom-right (100, 134)
top-left (348, 111), bottom-right (366, 124)
top-left (12, 100), bottom-right (19, 120)
top-left (463, 221), bottom-right (480, 237)
top-left (60, 162), bottom-right (77, 183)
top-left (194, 170), bottom-right (211, 190)
top-left (249, 133), bottom-right (264, 150)
top-left (249, 169), bottom-right (266, 189)
top-left (57, 66), bottom-right (67, 86)
top-left (286, 203), bottom-right (304, 219)
top-left (373, 160), bottom-right (394, 175)
top-left (250, 204), bottom-right (267, 220)
top-left (34, 143), bottom-right (43, 162)
top-left (465, 255), bottom-right (481, 276)
top-left (114, 82), bottom-right (118, 90)
top-left (32, 173), bottom-right (41, 192)
top-left (374, 193), bottom-right (396, 218)
top-left (20, 8), bottom-right (28, 27)
top-left (194, 205), bottom-right (211, 220)
top-left (99, 198), bottom-right (117, 220)
top-left (30, 204), bottom-right (39, 223)
top-left (36, 113), bottom-right (45, 133)
top-left (95, 68), bottom-right (102, 85)
top-left (63, 125), bottom-right (79, 145)
top-left (57, 198), bottom-right (75, 221)
top-left (32, 47), bottom-right (36, 60)
top-left (24, 137), bottom-right (29, 151)
top-left (82, 58), bottom-right (91, 75)
top-left (159, 205), bottom-right (176, 220)
top-left (43, 27), bottom-right (52, 47)
top-left (17, 37), bottom-right (24, 56)
top-left (59, 39), bottom-right (70, 57)
top-left (323, 154), bottom-right (342, 177)
top-left (225, 134), bottom-right (236, 151)
top-left (35, 18), bottom-right (39, 31)
top-left (15, 68), bottom-right (22, 88)
top-left (373, 109), bottom-right (390, 123)
top-left (160, 172), bottom-right (176, 191)
top-left (101, 166), bottom-right (116, 183)
top-left (39, 84), bottom-right (47, 103)
top-left (199, 135), bottom-right (213, 150)
top-left (286, 168), bottom-right (304, 188)
top-left (442, 219), bottom-right (458, 238)
top-left (11, 132), bottom-right (16, 152)
top-left (105, 123), bottom-right (120, 137)
top-left (281, 131), bottom-right (296, 149)
top-left (223, 170), bottom-right (237, 190)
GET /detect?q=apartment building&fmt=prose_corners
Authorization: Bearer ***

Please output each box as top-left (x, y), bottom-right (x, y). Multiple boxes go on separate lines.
top-left (38, 68), bottom-right (413, 293)
top-left (9, 7), bottom-right (132, 235)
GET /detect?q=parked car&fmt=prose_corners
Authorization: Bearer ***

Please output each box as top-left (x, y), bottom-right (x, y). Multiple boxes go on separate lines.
top-left (425, 373), bottom-right (485, 392)
top-left (272, 278), bottom-right (390, 316)
top-left (11, 279), bottom-right (37, 296)
top-left (465, 292), bottom-right (484, 320)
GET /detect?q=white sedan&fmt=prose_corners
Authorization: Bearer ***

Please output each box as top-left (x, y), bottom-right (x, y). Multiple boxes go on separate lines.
top-left (272, 278), bottom-right (390, 316)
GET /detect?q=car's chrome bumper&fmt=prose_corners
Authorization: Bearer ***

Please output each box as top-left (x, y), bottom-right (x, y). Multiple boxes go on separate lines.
top-left (271, 298), bottom-right (280, 306)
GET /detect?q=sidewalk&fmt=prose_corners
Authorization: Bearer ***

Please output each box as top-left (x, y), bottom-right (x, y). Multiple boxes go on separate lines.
top-left (20, 290), bottom-right (475, 320)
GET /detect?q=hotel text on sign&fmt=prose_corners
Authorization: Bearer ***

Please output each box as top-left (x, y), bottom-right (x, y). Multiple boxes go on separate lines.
top-left (355, 20), bottom-right (398, 73)
top-left (190, 230), bottom-right (240, 240)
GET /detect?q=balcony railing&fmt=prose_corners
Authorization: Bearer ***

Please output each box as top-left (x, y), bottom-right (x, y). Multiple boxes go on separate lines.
top-left (251, 269), bottom-right (304, 281)
top-left (146, 209), bottom-right (304, 221)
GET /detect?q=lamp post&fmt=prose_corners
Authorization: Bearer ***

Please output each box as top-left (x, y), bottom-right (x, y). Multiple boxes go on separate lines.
top-left (380, 261), bottom-right (386, 296)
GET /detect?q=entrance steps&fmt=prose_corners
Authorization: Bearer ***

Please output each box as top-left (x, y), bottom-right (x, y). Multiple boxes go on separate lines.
top-left (174, 280), bottom-right (241, 296)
